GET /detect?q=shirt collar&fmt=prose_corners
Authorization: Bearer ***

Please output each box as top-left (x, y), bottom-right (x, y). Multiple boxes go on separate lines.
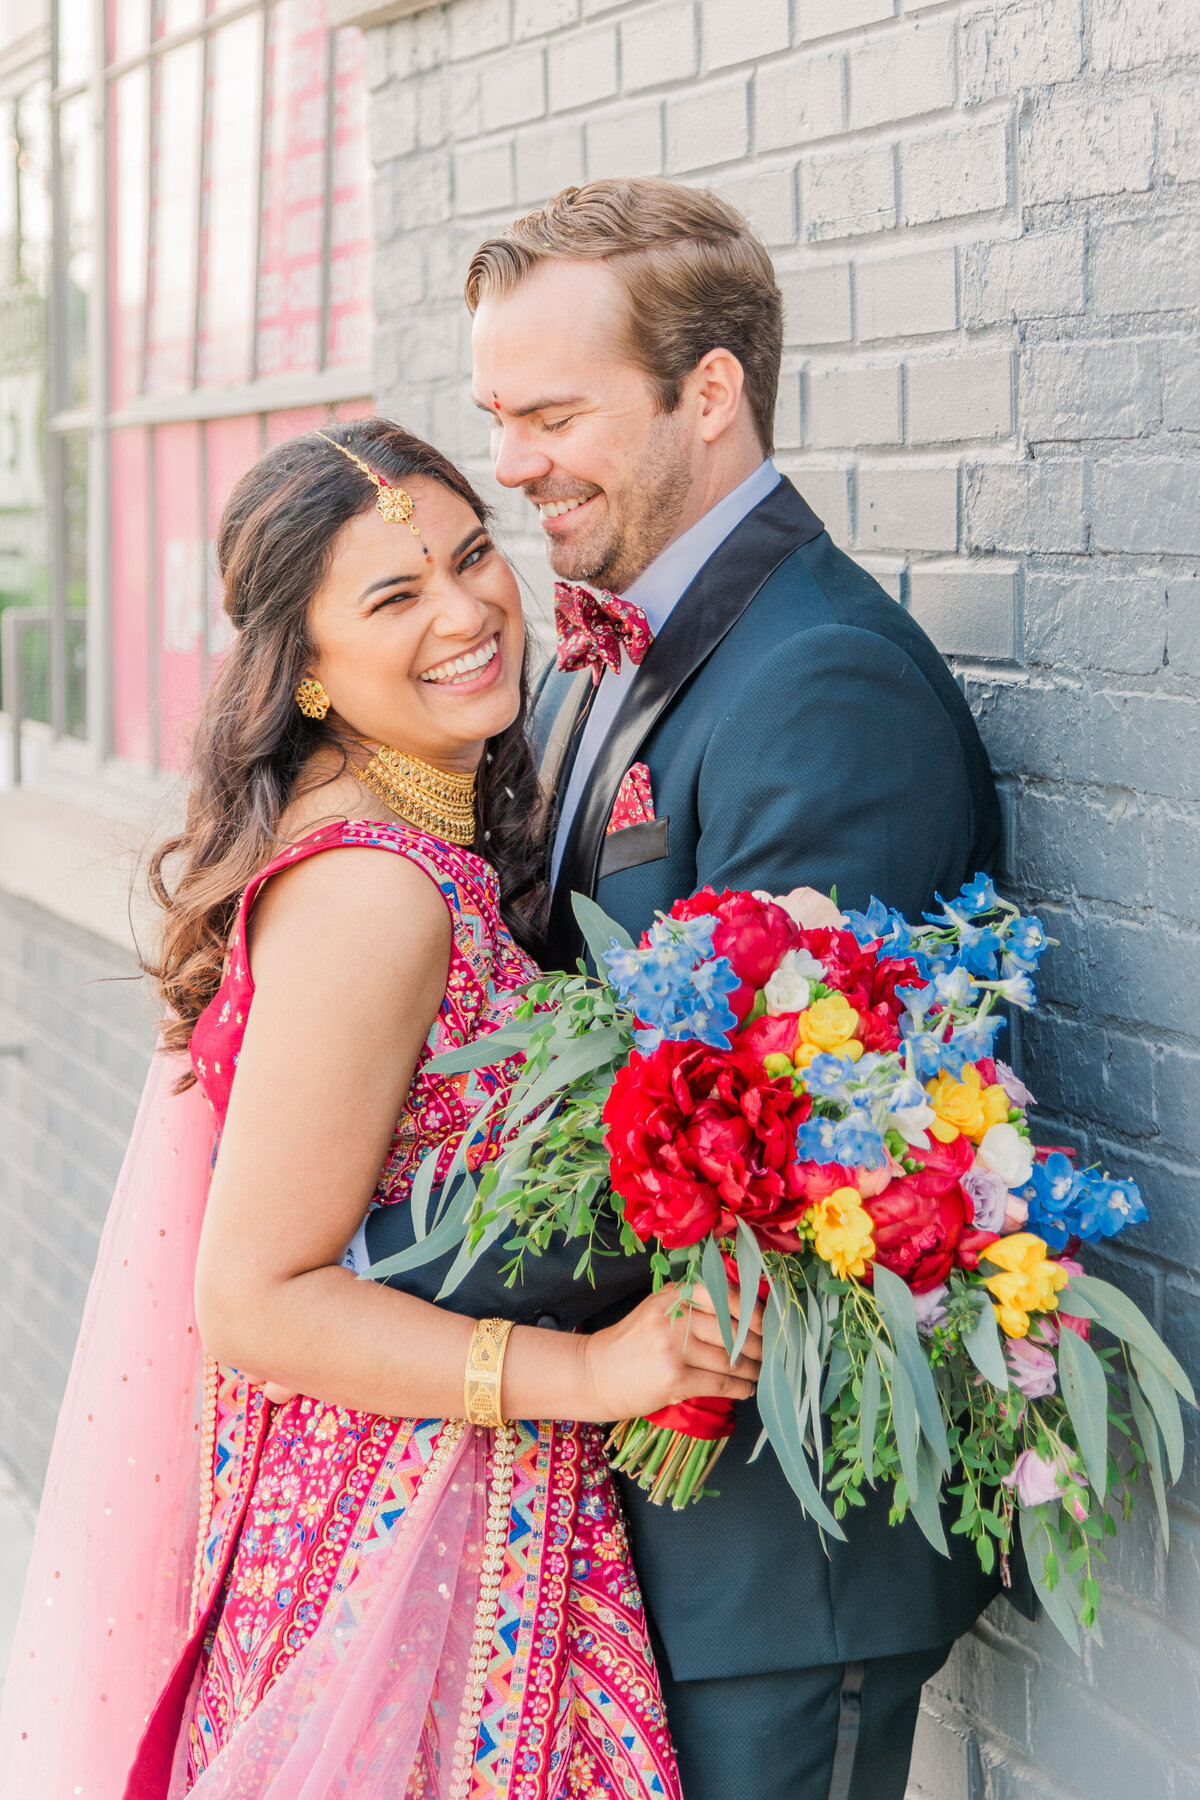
top-left (621, 458), bottom-right (781, 632)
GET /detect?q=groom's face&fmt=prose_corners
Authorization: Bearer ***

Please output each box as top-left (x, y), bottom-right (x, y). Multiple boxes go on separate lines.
top-left (471, 259), bottom-right (695, 593)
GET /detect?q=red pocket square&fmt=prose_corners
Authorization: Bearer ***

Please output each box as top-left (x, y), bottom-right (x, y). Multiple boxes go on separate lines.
top-left (607, 762), bottom-right (656, 835)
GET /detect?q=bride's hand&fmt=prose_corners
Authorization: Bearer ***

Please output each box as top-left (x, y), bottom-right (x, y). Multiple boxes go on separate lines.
top-left (579, 1281), bottom-right (764, 1423)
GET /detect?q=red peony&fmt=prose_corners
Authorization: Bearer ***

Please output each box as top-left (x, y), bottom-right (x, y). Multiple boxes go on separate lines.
top-left (796, 926), bottom-right (879, 1008)
top-left (603, 1041), bottom-right (811, 1249)
top-left (861, 1134), bottom-right (976, 1292)
top-left (668, 888), bottom-right (802, 1021)
top-left (855, 1002), bottom-right (901, 1054)
top-left (736, 1010), bottom-right (800, 1063)
top-left (870, 956), bottom-right (924, 1016)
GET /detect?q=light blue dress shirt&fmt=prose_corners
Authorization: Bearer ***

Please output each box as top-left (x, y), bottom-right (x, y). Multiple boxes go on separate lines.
top-left (550, 458), bottom-right (781, 882)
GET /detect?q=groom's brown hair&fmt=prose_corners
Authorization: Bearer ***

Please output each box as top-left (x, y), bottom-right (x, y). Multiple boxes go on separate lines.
top-left (465, 178), bottom-right (784, 454)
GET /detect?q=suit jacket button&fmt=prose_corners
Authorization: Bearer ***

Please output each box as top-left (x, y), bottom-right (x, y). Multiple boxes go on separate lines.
top-left (535, 1313), bottom-right (561, 1330)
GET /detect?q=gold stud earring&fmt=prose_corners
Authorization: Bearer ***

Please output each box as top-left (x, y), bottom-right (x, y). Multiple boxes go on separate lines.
top-left (296, 677), bottom-right (331, 721)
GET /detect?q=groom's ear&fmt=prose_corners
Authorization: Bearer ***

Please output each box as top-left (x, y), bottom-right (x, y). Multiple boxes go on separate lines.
top-left (691, 347), bottom-right (749, 445)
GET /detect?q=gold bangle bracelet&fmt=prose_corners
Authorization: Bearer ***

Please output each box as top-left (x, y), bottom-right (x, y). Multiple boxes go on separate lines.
top-left (464, 1317), bottom-right (514, 1428)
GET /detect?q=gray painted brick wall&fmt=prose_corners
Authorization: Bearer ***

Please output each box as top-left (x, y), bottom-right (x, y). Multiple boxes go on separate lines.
top-left (364, 0), bottom-right (1200, 1793)
top-left (0, 894), bottom-right (154, 1497)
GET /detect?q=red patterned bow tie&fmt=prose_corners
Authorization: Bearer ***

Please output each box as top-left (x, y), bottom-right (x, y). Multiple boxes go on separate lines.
top-left (553, 583), bottom-right (654, 685)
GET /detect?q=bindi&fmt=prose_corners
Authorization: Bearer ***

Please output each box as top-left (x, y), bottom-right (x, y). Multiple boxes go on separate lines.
top-left (423, 544), bottom-right (433, 564)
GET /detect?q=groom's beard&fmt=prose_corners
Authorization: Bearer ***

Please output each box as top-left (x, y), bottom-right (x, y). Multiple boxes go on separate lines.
top-left (536, 410), bottom-right (694, 595)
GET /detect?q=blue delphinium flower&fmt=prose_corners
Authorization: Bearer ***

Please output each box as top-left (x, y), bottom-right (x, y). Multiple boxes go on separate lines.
top-left (902, 1027), bottom-right (953, 1082)
top-left (956, 925), bottom-right (1004, 980)
top-left (1020, 1153), bottom-right (1079, 1249)
top-left (956, 873), bottom-right (1000, 916)
top-left (1006, 915), bottom-right (1049, 967)
top-left (604, 922), bottom-right (740, 1053)
top-left (992, 967), bottom-right (1037, 1010)
top-left (1073, 1173), bottom-right (1148, 1241)
top-left (796, 1117), bottom-right (839, 1163)
top-left (934, 965), bottom-right (978, 1008)
top-left (832, 1114), bottom-right (888, 1169)
top-left (843, 895), bottom-right (893, 945)
top-left (951, 1013), bottom-right (1007, 1062)
top-left (803, 1053), bottom-right (856, 1098)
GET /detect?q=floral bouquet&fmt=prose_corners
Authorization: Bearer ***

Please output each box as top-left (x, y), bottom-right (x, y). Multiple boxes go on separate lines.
top-left (371, 878), bottom-right (1193, 1647)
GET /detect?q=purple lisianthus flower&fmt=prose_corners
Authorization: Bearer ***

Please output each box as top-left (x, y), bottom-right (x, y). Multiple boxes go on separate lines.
top-left (1006, 1337), bottom-right (1058, 1400)
top-left (995, 1060), bottom-right (1036, 1108)
top-left (912, 1284), bottom-right (950, 1334)
top-left (963, 1166), bottom-right (1012, 1233)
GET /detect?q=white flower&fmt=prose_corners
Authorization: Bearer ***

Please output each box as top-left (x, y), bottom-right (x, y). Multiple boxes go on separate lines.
top-left (885, 1075), bottom-right (935, 1147)
top-left (764, 948), bottom-right (826, 1015)
top-left (976, 1122), bottom-right (1034, 1190)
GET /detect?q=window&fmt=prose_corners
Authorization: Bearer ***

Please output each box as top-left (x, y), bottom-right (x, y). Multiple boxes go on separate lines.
top-left (11, 0), bottom-right (373, 784)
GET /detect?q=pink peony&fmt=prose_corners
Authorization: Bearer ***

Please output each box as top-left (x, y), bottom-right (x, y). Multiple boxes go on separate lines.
top-left (1006, 1337), bottom-right (1058, 1400)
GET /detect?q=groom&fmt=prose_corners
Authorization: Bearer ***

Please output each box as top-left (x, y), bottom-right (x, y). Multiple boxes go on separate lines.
top-left (468, 178), bottom-right (1006, 1800)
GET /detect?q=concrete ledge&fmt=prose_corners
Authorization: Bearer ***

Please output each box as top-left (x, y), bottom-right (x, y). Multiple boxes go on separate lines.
top-left (327, 0), bottom-right (437, 27)
top-left (0, 784), bottom-right (170, 956)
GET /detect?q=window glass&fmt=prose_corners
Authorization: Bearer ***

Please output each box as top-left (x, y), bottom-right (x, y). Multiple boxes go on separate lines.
top-left (204, 413), bottom-right (259, 659)
top-left (154, 420), bottom-right (203, 767)
top-left (110, 0), bottom-right (151, 66)
top-left (59, 92), bottom-right (93, 410)
top-left (155, 0), bottom-right (205, 36)
top-left (256, 0), bottom-right (326, 380)
top-left (16, 87), bottom-right (51, 295)
top-left (56, 0), bottom-right (94, 89)
top-left (0, 83), bottom-right (50, 728)
top-left (110, 66), bottom-right (149, 407)
top-left (63, 429), bottom-right (88, 736)
top-left (326, 28), bottom-right (369, 369)
top-left (198, 14), bottom-right (262, 386)
top-left (110, 426), bottom-right (150, 764)
top-left (145, 40), bottom-right (202, 392)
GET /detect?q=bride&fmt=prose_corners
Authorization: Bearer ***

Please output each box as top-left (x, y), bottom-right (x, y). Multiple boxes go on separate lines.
top-left (0, 419), bottom-right (762, 1797)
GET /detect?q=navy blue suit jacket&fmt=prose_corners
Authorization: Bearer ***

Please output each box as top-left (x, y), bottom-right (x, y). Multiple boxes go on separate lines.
top-left (370, 477), bottom-right (1016, 1678)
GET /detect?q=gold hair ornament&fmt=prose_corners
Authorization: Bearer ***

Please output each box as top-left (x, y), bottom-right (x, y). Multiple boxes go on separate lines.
top-left (316, 431), bottom-right (421, 535)
top-left (295, 677), bottom-right (331, 721)
top-left (356, 743), bottom-right (477, 846)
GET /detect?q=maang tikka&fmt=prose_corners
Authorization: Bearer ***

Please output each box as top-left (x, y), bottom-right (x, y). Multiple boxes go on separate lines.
top-left (315, 432), bottom-right (422, 536)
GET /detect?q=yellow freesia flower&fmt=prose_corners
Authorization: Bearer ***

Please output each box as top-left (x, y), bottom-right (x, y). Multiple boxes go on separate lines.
top-left (980, 1232), bottom-right (1068, 1338)
top-left (794, 993), bottom-right (864, 1068)
top-left (926, 1062), bottom-right (1010, 1143)
top-left (809, 1187), bottom-right (876, 1280)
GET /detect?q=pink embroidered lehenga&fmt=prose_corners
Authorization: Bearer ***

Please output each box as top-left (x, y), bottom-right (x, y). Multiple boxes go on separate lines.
top-left (0, 821), bottom-right (681, 1800)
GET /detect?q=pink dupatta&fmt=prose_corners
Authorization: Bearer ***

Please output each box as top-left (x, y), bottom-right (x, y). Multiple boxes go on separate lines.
top-left (0, 1048), bottom-right (485, 1800)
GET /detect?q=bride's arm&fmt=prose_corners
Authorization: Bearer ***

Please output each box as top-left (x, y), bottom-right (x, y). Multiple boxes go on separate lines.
top-left (194, 846), bottom-right (759, 1423)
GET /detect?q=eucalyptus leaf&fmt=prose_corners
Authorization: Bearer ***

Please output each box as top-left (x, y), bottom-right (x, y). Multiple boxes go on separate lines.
top-left (890, 1358), bottom-right (920, 1498)
top-left (963, 1301), bottom-right (1009, 1390)
top-left (362, 1177), bottom-right (475, 1282)
top-left (859, 1349), bottom-right (882, 1485)
top-left (759, 1292), bottom-right (845, 1539)
top-left (1127, 1370), bottom-right (1170, 1549)
top-left (1135, 1352), bottom-right (1186, 1483)
top-left (435, 1205), bottom-right (509, 1301)
top-left (732, 1219), bottom-right (765, 1366)
top-left (1020, 1505), bottom-right (1081, 1652)
top-left (408, 1147), bottom-right (439, 1243)
top-left (1057, 1323), bottom-right (1110, 1497)
top-left (572, 891), bottom-right (636, 966)
top-left (909, 1438), bottom-right (949, 1556)
top-left (425, 1022), bottom-right (537, 1076)
top-left (873, 1264), bottom-right (952, 1474)
top-left (506, 1027), bottom-right (626, 1126)
top-left (1064, 1276), bottom-right (1195, 1402)
top-left (702, 1235), bottom-right (735, 1359)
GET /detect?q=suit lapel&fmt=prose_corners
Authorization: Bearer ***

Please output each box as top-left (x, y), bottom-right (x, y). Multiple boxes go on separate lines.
top-left (545, 477), bottom-right (824, 965)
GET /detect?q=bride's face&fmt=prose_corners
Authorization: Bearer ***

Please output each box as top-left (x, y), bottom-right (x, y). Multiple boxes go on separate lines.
top-left (306, 476), bottom-right (524, 772)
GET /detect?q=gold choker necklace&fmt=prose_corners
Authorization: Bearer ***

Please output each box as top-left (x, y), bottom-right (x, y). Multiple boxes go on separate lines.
top-left (357, 744), bottom-right (477, 845)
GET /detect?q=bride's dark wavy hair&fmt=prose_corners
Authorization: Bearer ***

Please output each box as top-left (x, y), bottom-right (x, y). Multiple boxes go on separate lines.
top-left (147, 419), bottom-right (547, 1067)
